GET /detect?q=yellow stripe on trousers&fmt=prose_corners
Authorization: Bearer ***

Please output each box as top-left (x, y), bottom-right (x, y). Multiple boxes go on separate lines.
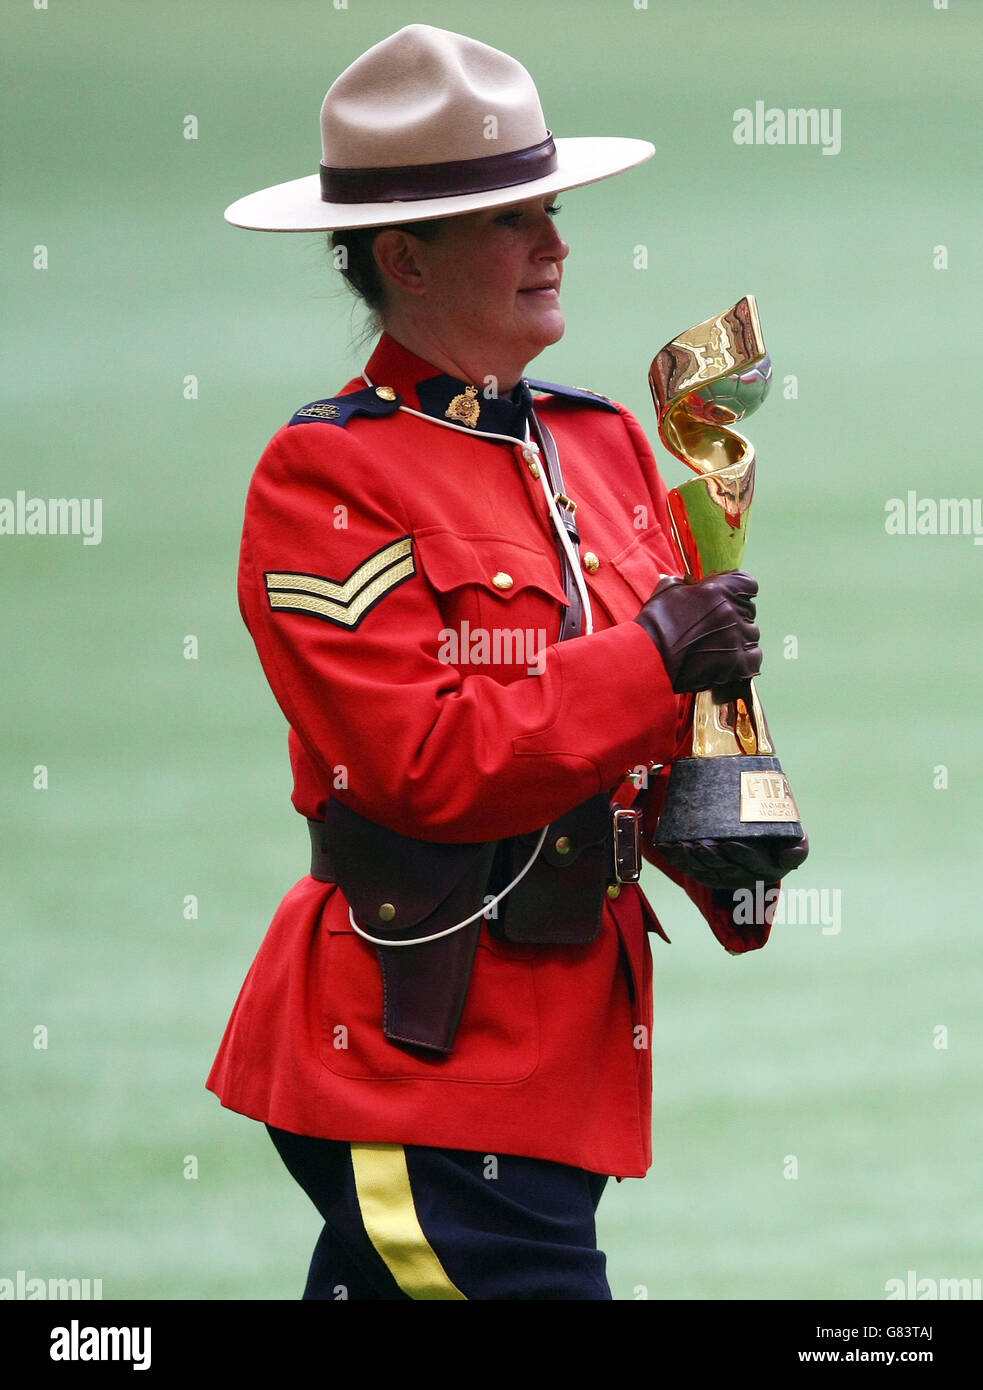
top-left (350, 1143), bottom-right (468, 1300)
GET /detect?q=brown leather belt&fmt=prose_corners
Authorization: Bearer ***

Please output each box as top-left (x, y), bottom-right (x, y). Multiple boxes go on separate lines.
top-left (308, 802), bottom-right (641, 898)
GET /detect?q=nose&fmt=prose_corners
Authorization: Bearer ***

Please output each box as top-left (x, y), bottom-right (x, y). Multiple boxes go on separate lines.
top-left (539, 214), bottom-right (569, 264)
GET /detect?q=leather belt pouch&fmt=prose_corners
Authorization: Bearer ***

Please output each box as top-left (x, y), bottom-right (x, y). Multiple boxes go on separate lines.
top-left (488, 792), bottom-right (611, 946)
top-left (310, 801), bottom-right (498, 1055)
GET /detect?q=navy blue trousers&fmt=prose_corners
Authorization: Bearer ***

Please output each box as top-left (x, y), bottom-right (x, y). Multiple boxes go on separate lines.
top-left (267, 1126), bottom-right (611, 1301)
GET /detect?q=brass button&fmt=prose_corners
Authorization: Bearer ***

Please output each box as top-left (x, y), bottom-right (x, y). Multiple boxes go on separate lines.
top-left (528, 462), bottom-right (541, 479)
top-left (375, 386), bottom-right (397, 401)
top-left (583, 551), bottom-right (600, 573)
top-left (378, 902), bottom-right (396, 921)
top-left (491, 572), bottom-right (514, 590)
top-left (606, 884), bottom-right (621, 900)
top-left (554, 835), bottom-right (571, 855)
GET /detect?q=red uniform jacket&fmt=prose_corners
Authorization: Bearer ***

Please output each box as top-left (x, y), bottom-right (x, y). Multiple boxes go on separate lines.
top-left (207, 334), bottom-right (772, 1178)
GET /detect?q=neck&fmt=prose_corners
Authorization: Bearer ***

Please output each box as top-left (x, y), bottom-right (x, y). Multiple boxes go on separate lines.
top-left (379, 314), bottom-right (528, 394)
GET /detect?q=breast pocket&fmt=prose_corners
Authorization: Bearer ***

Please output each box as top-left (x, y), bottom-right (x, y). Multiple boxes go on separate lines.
top-left (415, 530), bottom-right (569, 677)
top-left (586, 528), bottom-right (679, 625)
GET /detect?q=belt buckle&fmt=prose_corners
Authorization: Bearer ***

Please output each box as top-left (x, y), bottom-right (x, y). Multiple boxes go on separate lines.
top-left (611, 807), bottom-right (641, 884)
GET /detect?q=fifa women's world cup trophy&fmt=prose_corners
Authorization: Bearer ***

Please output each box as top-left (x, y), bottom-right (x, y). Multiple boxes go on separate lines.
top-left (648, 295), bottom-right (805, 857)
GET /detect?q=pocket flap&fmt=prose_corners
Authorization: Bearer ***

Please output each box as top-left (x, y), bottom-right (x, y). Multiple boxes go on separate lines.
top-left (538, 792), bottom-right (611, 868)
top-left (415, 530), bottom-right (569, 606)
top-left (316, 798), bottom-right (496, 932)
top-left (606, 531), bottom-right (672, 605)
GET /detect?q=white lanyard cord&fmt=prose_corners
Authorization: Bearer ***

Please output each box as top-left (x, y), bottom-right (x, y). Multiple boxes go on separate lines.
top-left (361, 371), bottom-right (526, 448)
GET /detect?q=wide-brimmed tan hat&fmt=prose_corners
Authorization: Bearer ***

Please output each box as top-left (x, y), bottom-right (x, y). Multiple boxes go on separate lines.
top-left (224, 24), bottom-right (654, 232)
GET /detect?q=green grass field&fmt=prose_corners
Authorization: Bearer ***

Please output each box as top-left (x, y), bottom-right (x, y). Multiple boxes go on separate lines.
top-left (2, 0), bottom-right (981, 1300)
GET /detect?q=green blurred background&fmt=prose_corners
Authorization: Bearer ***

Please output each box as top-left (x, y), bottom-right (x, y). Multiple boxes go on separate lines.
top-left (2, 0), bottom-right (980, 1301)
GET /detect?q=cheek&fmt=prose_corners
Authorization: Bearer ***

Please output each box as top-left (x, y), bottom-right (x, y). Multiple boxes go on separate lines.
top-left (436, 254), bottom-right (500, 315)
top-left (458, 274), bottom-right (518, 333)
top-left (429, 232), bottom-right (522, 324)
top-left (428, 274), bottom-right (472, 326)
top-left (477, 255), bottom-right (522, 311)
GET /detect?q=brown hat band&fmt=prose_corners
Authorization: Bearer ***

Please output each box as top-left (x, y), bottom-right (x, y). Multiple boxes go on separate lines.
top-left (319, 133), bottom-right (557, 205)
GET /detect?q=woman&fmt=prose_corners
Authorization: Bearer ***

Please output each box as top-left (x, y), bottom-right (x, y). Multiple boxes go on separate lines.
top-left (208, 24), bottom-right (805, 1301)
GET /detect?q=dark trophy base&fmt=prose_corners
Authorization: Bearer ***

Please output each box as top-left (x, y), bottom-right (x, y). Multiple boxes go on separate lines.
top-left (654, 754), bottom-right (803, 847)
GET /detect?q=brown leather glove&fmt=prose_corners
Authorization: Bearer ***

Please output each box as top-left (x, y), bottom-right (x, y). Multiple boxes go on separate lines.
top-left (634, 571), bottom-right (762, 693)
top-left (659, 834), bottom-right (810, 889)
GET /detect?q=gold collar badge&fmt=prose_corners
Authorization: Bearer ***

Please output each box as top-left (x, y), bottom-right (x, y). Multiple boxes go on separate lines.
top-left (444, 384), bottom-right (480, 429)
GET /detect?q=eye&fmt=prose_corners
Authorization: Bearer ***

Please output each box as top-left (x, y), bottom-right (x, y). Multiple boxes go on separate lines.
top-left (494, 203), bottom-right (562, 227)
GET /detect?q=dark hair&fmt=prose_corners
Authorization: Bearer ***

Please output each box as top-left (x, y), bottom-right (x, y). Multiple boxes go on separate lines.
top-left (329, 220), bottom-right (446, 317)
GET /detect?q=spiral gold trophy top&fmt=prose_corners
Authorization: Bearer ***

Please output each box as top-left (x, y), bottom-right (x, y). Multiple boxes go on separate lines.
top-left (649, 295), bottom-right (775, 759)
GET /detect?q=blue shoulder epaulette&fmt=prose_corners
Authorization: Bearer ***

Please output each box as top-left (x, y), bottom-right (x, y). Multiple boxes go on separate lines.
top-left (524, 378), bottom-right (619, 413)
top-left (288, 386), bottom-right (403, 428)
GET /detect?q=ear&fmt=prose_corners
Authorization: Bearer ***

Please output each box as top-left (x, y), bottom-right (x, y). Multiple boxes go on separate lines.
top-left (372, 229), bottom-right (429, 299)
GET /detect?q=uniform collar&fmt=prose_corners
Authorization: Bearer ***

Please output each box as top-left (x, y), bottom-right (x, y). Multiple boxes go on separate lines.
top-left (363, 332), bottom-right (535, 441)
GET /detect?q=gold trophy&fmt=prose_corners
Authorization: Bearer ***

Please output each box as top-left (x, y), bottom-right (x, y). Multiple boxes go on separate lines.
top-left (648, 295), bottom-right (803, 849)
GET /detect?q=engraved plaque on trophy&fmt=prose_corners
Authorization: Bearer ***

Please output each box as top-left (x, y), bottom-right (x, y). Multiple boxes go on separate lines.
top-left (648, 295), bottom-right (803, 848)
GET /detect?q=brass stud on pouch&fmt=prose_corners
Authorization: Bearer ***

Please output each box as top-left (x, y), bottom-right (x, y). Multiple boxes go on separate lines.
top-left (378, 902), bottom-right (396, 921)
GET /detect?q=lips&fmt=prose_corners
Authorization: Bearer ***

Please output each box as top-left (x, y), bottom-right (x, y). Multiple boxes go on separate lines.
top-left (519, 281), bottom-right (560, 294)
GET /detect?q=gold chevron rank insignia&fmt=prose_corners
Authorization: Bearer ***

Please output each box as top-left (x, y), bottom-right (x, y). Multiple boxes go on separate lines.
top-left (265, 536), bottom-right (415, 630)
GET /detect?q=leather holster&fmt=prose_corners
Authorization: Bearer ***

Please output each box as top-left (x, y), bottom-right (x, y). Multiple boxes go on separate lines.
top-left (309, 801), bottom-right (497, 1056)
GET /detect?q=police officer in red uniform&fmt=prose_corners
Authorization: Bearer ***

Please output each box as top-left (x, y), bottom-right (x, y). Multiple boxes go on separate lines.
top-left (208, 25), bottom-right (807, 1300)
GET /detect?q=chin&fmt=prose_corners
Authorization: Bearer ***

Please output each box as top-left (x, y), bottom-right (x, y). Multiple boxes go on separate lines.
top-left (528, 309), bottom-right (566, 355)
